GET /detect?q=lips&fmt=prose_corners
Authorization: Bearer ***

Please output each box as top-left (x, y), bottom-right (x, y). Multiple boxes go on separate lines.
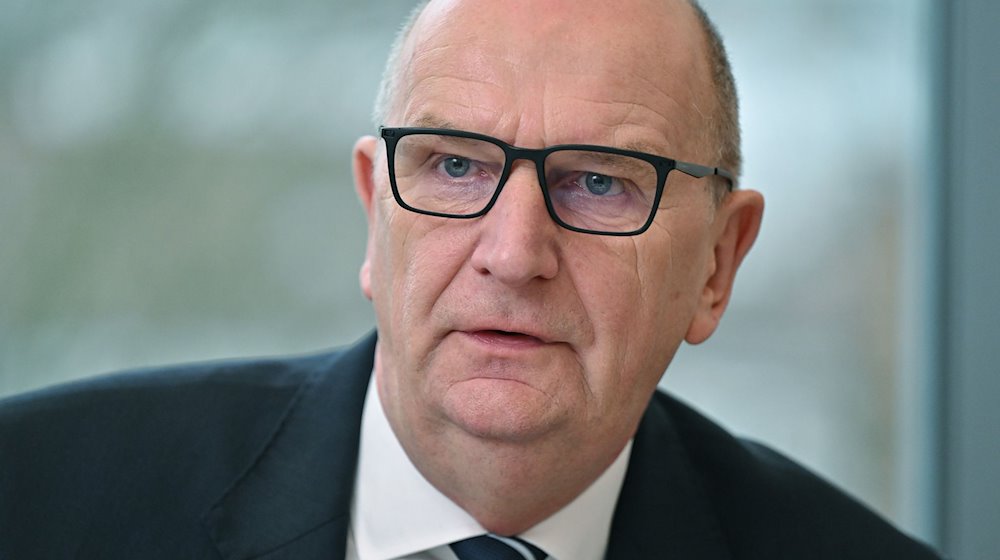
top-left (479, 329), bottom-right (542, 341)
top-left (463, 329), bottom-right (550, 347)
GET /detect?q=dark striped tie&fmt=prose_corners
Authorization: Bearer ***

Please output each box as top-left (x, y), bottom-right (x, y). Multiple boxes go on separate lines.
top-left (450, 534), bottom-right (547, 560)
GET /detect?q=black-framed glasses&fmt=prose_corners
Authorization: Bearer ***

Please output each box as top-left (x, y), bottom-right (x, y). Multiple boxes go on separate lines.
top-left (379, 127), bottom-right (734, 236)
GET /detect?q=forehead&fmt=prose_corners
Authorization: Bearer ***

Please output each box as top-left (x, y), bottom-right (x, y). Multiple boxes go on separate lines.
top-left (396, 0), bottom-right (711, 154)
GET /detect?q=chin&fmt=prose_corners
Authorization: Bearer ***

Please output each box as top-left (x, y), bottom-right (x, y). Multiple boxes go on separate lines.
top-left (441, 378), bottom-right (565, 444)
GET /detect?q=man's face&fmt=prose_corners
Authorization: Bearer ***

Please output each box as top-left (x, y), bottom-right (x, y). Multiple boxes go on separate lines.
top-left (355, 0), bottom-right (757, 465)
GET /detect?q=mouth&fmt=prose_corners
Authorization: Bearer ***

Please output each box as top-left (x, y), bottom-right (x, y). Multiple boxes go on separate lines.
top-left (464, 329), bottom-right (548, 347)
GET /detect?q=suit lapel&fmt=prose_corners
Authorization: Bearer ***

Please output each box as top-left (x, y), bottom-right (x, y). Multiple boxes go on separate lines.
top-left (605, 394), bottom-right (733, 560)
top-left (203, 332), bottom-right (376, 560)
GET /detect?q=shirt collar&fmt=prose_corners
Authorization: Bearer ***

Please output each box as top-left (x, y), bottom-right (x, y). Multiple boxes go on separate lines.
top-left (351, 370), bottom-right (632, 560)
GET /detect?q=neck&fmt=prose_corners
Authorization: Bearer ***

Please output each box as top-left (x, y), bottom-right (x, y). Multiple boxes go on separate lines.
top-left (396, 425), bottom-right (628, 535)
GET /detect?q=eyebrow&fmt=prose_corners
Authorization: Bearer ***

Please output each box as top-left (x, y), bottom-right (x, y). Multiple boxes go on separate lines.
top-left (574, 150), bottom-right (651, 167)
top-left (409, 114), bottom-right (462, 130)
top-left (405, 115), bottom-right (670, 157)
top-left (618, 139), bottom-right (671, 157)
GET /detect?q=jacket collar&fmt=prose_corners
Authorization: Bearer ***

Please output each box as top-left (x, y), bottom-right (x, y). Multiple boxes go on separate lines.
top-left (605, 394), bottom-right (733, 560)
top-left (203, 332), bottom-right (376, 560)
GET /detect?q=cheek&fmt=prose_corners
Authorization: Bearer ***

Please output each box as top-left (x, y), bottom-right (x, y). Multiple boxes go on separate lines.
top-left (574, 229), bottom-right (704, 390)
top-left (369, 204), bottom-right (428, 353)
top-left (369, 207), bottom-right (474, 348)
top-left (640, 236), bottom-right (709, 350)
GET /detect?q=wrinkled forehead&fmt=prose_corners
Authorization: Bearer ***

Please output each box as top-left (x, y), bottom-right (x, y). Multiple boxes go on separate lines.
top-left (394, 0), bottom-right (711, 149)
top-left (416, 0), bottom-right (698, 64)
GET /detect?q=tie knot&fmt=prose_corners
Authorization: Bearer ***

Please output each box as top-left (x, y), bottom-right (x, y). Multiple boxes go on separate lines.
top-left (450, 534), bottom-right (547, 560)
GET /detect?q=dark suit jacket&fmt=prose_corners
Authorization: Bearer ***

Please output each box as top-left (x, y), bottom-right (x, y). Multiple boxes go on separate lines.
top-left (0, 332), bottom-right (940, 559)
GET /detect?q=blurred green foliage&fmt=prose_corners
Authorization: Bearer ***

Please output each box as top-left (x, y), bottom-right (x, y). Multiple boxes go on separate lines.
top-left (1, 1), bottom-right (416, 393)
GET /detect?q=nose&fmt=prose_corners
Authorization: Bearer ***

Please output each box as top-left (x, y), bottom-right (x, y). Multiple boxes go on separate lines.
top-left (469, 165), bottom-right (560, 286)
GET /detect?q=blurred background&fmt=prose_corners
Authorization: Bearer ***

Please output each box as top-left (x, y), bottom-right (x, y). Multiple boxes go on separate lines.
top-left (2, 0), bottom-right (997, 557)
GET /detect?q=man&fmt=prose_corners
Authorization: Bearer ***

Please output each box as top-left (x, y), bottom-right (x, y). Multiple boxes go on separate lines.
top-left (0, 0), bottom-right (941, 558)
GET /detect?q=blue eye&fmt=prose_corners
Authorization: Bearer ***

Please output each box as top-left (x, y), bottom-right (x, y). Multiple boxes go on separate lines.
top-left (585, 173), bottom-right (614, 195)
top-left (442, 157), bottom-right (471, 177)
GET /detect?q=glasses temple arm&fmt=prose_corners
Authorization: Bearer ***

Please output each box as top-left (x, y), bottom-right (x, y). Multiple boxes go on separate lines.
top-left (675, 161), bottom-right (737, 191)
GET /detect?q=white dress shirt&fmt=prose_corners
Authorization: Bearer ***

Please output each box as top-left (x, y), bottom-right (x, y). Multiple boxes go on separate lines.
top-left (348, 371), bottom-right (633, 560)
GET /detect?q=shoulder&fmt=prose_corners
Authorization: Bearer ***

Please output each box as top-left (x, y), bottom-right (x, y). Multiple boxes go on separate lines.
top-left (647, 390), bottom-right (942, 559)
top-left (0, 349), bottom-right (338, 451)
top-left (0, 336), bottom-right (373, 557)
top-left (0, 344), bottom-right (368, 473)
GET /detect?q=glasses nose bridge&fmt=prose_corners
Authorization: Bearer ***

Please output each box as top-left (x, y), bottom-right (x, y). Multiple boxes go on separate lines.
top-left (499, 145), bottom-right (549, 192)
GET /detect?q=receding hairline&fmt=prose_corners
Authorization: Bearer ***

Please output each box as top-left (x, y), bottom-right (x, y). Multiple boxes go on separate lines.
top-left (372, 0), bottom-right (741, 185)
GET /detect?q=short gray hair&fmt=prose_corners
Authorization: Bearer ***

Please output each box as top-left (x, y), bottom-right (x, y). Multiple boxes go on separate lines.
top-left (372, 1), bottom-right (429, 129)
top-left (690, 1), bottom-right (742, 181)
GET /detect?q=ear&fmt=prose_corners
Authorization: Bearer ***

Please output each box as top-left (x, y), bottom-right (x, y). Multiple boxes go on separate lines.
top-left (353, 135), bottom-right (380, 301)
top-left (685, 189), bottom-right (764, 344)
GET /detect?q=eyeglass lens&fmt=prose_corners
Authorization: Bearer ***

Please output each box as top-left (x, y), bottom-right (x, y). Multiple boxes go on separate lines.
top-left (391, 133), bottom-right (660, 234)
